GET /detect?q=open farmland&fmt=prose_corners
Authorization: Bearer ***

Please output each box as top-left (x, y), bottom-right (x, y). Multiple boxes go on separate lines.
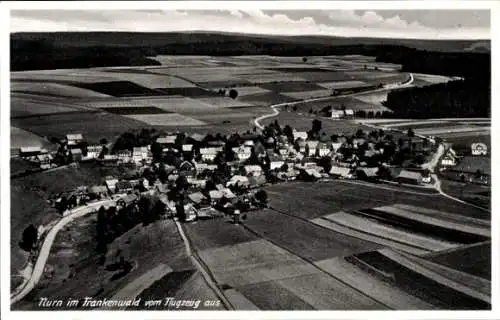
top-left (11, 126), bottom-right (54, 151)
top-left (11, 81), bottom-right (112, 98)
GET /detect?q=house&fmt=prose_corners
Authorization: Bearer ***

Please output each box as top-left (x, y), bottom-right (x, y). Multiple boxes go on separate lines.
top-left (331, 109), bottom-right (345, 119)
top-left (195, 163), bottom-right (218, 173)
top-left (270, 161), bottom-right (285, 170)
top-left (182, 144), bottom-right (193, 153)
top-left (356, 167), bottom-right (379, 181)
top-left (37, 153), bottom-right (53, 166)
top-left (89, 185), bottom-right (108, 198)
top-left (19, 146), bottom-right (42, 159)
top-left (66, 133), bottom-right (84, 146)
top-left (243, 165), bottom-right (263, 177)
top-left (156, 136), bottom-right (177, 147)
top-left (199, 147), bottom-right (219, 162)
top-left (70, 148), bottom-right (83, 162)
top-left (105, 178), bottom-right (119, 193)
top-left (116, 150), bottom-right (132, 163)
top-left (329, 166), bottom-right (353, 179)
top-left (226, 175), bottom-right (250, 188)
top-left (278, 147), bottom-right (289, 158)
top-left (188, 133), bottom-right (206, 143)
top-left (232, 147), bottom-right (252, 161)
top-left (317, 142), bottom-right (331, 157)
top-left (117, 194), bottom-right (138, 207)
top-left (344, 109), bottom-right (354, 118)
top-left (216, 185), bottom-right (237, 199)
top-left (179, 161), bottom-right (195, 172)
top-left (305, 168), bottom-right (322, 179)
top-left (133, 147), bottom-right (149, 163)
top-left (115, 181), bottom-right (133, 193)
top-left (471, 143), bottom-right (488, 156)
top-left (441, 154), bottom-right (457, 166)
top-left (305, 141), bottom-right (319, 157)
top-left (397, 170), bottom-right (423, 185)
top-left (422, 175), bottom-right (432, 184)
top-left (293, 130), bottom-right (308, 141)
top-left (248, 175), bottom-right (267, 188)
top-left (86, 145), bottom-right (103, 159)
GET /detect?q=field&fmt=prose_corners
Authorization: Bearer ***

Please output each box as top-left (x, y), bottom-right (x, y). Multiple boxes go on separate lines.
top-left (182, 180), bottom-right (490, 310)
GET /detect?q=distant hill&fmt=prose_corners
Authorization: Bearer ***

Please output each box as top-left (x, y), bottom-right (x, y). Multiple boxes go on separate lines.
top-left (11, 31), bottom-right (490, 53)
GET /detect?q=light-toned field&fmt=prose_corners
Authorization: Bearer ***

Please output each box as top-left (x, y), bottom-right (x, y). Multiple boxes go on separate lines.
top-left (320, 212), bottom-right (460, 251)
top-left (125, 113), bottom-right (207, 126)
top-left (11, 126), bottom-right (54, 150)
top-left (318, 80), bottom-right (368, 89)
top-left (225, 86), bottom-right (272, 96)
top-left (413, 73), bottom-right (455, 84)
top-left (101, 72), bottom-right (196, 88)
top-left (315, 257), bottom-right (435, 309)
top-left (12, 82), bottom-right (112, 98)
top-left (353, 92), bottom-right (389, 105)
top-left (11, 97), bottom-right (85, 117)
top-left (415, 126), bottom-right (491, 136)
top-left (193, 97), bottom-right (255, 108)
top-left (280, 89), bottom-right (332, 100)
top-left (237, 72), bottom-right (309, 83)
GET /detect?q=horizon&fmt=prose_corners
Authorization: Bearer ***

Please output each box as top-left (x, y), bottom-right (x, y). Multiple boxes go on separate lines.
top-left (10, 9), bottom-right (491, 40)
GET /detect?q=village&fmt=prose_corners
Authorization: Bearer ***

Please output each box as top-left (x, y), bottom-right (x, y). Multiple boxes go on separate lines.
top-left (17, 115), bottom-right (487, 227)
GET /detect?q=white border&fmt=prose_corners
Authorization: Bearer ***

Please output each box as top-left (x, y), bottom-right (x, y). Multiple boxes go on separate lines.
top-left (1, 2), bottom-right (498, 320)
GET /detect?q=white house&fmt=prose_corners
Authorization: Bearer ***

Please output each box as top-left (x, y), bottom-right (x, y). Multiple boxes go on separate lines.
top-left (182, 144), bottom-right (194, 152)
top-left (243, 165), bottom-right (263, 177)
top-left (66, 133), bottom-right (84, 145)
top-left (331, 109), bottom-right (345, 119)
top-left (86, 145), bottom-right (103, 159)
top-left (133, 147), bottom-right (149, 163)
top-left (270, 160), bottom-right (285, 170)
top-left (156, 135), bottom-right (177, 146)
top-left (344, 109), bottom-right (354, 117)
top-left (331, 142), bottom-right (343, 153)
top-left (105, 178), bottom-right (119, 193)
top-left (232, 146), bottom-right (252, 161)
top-left (441, 156), bottom-right (456, 166)
top-left (199, 147), bottom-right (219, 162)
top-left (471, 143), bottom-right (488, 156)
top-left (306, 141), bottom-right (319, 157)
top-left (317, 142), bottom-right (331, 157)
top-left (195, 163), bottom-right (218, 173)
top-left (293, 130), bottom-right (308, 142)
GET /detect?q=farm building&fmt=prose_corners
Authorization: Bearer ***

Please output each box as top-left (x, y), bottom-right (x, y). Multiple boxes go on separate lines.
top-left (226, 175), bottom-right (250, 188)
top-left (66, 133), bottom-right (84, 146)
top-left (117, 194), bottom-right (138, 208)
top-left (243, 165), bottom-right (263, 177)
top-left (179, 160), bottom-right (195, 172)
top-left (133, 147), bottom-right (149, 163)
top-left (306, 141), bottom-right (319, 157)
top-left (70, 148), bottom-right (83, 162)
top-left (89, 185), bottom-right (108, 198)
top-left (270, 160), bottom-right (285, 170)
top-left (105, 178), bottom-right (119, 193)
top-left (317, 142), bottom-right (331, 157)
top-left (199, 147), bottom-right (219, 162)
top-left (293, 130), bottom-right (308, 142)
top-left (86, 145), bottom-right (103, 159)
top-left (329, 166), bottom-right (353, 179)
top-left (232, 146), bottom-right (252, 161)
top-left (471, 142), bottom-right (488, 156)
top-left (249, 175), bottom-right (267, 188)
top-left (19, 146), bottom-right (43, 159)
top-left (37, 153), bottom-right (53, 168)
top-left (116, 181), bottom-right (134, 193)
top-left (356, 167), bottom-right (379, 182)
top-left (156, 136), bottom-right (177, 147)
top-left (397, 170), bottom-right (423, 185)
top-left (331, 142), bottom-right (343, 153)
top-left (182, 144), bottom-right (193, 152)
top-left (330, 109), bottom-right (345, 119)
top-left (441, 149), bottom-right (458, 166)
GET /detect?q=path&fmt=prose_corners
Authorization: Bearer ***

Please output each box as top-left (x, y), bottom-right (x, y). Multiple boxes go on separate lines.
top-left (11, 199), bottom-right (116, 305)
top-left (173, 219), bottom-right (234, 310)
top-left (254, 73), bottom-right (414, 130)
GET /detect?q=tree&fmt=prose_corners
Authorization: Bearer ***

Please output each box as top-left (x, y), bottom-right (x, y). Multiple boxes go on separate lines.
top-left (312, 119), bottom-right (322, 133)
top-left (229, 89), bottom-right (239, 99)
top-left (19, 224), bottom-right (38, 252)
top-left (151, 142), bottom-right (163, 162)
top-left (283, 125), bottom-right (293, 142)
top-left (407, 128), bottom-right (415, 138)
top-left (302, 57), bottom-right (308, 63)
top-left (293, 106), bottom-right (297, 111)
top-left (474, 169), bottom-right (483, 179)
top-left (176, 175), bottom-right (189, 191)
top-left (254, 190), bottom-right (268, 206)
top-left (319, 156), bottom-right (332, 173)
top-left (99, 138), bottom-right (108, 145)
top-left (355, 129), bottom-right (365, 139)
top-left (176, 202), bottom-right (186, 222)
top-left (309, 108), bottom-right (313, 114)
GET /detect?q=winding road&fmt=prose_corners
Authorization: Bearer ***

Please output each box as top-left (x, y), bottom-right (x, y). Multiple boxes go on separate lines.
top-left (11, 199), bottom-right (116, 305)
top-left (254, 73), bottom-right (414, 130)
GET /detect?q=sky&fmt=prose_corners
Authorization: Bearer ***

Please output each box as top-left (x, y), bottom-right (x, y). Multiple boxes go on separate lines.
top-left (10, 9), bottom-right (490, 40)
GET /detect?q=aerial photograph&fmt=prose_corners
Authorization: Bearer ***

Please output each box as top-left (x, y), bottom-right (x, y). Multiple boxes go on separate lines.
top-left (8, 7), bottom-right (491, 312)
